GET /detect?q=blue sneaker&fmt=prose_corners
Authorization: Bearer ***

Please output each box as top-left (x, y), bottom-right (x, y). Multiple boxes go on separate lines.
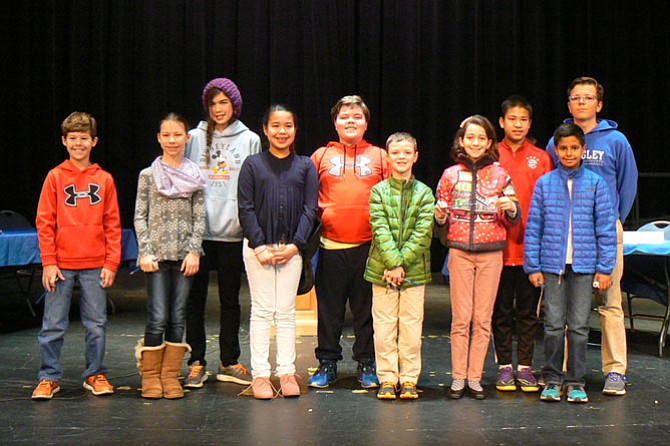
top-left (357, 362), bottom-right (380, 388)
top-left (540, 384), bottom-right (561, 402)
top-left (308, 361), bottom-right (337, 388)
top-left (566, 385), bottom-right (589, 403)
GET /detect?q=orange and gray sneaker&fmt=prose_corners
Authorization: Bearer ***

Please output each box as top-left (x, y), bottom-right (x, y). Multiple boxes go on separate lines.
top-left (83, 374), bottom-right (114, 395)
top-left (184, 360), bottom-right (208, 388)
top-left (216, 362), bottom-right (252, 385)
top-left (32, 379), bottom-right (60, 400)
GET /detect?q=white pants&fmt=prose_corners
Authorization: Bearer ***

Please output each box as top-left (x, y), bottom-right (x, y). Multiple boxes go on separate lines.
top-left (243, 240), bottom-right (302, 378)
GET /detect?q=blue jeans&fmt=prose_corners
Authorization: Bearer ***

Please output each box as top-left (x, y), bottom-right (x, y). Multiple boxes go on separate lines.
top-left (38, 268), bottom-right (108, 381)
top-left (145, 261), bottom-right (193, 346)
top-left (541, 266), bottom-right (594, 387)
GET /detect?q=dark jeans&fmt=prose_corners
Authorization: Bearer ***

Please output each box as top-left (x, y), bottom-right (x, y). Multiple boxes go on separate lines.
top-left (144, 261), bottom-right (192, 346)
top-left (314, 243), bottom-right (374, 363)
top-left (492, 265), bottom-right (541, 366)
top-left (186, 240), bottom-right (243, 367)
top-left (541, 266), bottom-right (594, 387)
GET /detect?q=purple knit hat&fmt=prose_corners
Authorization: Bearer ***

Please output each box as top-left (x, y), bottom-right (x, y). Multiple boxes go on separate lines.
top-left (201, 77), bottom-right (243, 117)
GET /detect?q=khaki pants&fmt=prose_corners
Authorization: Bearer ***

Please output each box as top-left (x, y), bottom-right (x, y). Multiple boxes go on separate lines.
top-left (596, 220), bottom-right (627, 375)
top-left (448, 249), bottom-right (503, 381)
top-left (372, 284), bottom-right (425, 384)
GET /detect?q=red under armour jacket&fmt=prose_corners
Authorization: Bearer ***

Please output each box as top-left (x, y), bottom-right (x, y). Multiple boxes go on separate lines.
top-left (311, 140), bottom-right (390, 243)
top-left (36, 160), bottom-right (122, 271)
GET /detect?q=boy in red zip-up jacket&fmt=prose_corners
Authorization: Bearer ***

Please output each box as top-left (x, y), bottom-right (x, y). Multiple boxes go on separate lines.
top-left (492, 96), bottom-right (553, 393)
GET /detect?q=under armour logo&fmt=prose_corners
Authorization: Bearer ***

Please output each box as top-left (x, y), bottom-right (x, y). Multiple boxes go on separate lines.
top-left (357, 155), bottom-right (372, 176)
top-left (327, 155), bottom-right (374, 177)
top-left (64, 184), bottom-right (101, 206)
top-left (328, 156), bottom-right (345, 176)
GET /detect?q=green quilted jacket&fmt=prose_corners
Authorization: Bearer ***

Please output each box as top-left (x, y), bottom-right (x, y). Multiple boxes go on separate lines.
top-left (364, 175), bottom-right (435, 288)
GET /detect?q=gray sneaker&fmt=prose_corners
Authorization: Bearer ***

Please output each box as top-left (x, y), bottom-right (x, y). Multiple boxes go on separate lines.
top-left (216, 362), bottom-right (252, 385)
top-left (602, 372), bottom-right (627, 395)
top-left (184, 360), bottom-right (208, 388)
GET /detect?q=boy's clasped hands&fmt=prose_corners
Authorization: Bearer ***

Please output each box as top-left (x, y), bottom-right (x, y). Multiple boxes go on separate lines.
top-left (384, 266), bottom-right (406, 289)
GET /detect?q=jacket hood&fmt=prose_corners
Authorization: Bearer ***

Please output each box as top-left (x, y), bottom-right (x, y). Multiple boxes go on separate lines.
top-left (195, 119), bottom-right (250, 138)
top-left (60, 159), bottom-right (101, 174)
top-left (454, 151), bottom-right (496, 169)
top-left (325, 139), bottom-right (373, 152)
top-left (563, 118), bottom-right (619, 133)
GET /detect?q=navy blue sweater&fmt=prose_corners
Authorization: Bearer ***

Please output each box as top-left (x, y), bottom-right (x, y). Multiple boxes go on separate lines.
top-left (238, 150), bottom-right (319, 250)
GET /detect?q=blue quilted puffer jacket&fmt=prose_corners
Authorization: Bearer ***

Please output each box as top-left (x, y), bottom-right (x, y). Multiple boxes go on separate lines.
top-left (523, 163), bottom-right (616, 276)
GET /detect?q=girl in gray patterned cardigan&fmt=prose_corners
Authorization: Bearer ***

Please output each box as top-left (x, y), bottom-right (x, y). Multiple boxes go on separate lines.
top-left (133, 113), bottom-right (206, 399)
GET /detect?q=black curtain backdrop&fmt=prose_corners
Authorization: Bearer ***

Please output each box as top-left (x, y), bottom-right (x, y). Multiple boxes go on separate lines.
top-left (3, 1), bottom-right (669, 228)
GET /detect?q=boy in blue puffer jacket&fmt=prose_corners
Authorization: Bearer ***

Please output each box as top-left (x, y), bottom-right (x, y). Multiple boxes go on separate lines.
top-left (524, 123), bottom-right (616, 404)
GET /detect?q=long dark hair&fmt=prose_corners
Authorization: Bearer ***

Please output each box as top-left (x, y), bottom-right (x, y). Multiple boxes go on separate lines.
top-left (204, 87), bottom-right (237, 165)
top-left (261, 104), bottom-right (298, 151)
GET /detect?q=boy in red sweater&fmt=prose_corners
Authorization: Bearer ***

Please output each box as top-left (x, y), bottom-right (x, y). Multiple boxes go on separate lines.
top-left (492, 96), bottom-right (553, 392)
top-left (32, 112), bottom-right (121, 399)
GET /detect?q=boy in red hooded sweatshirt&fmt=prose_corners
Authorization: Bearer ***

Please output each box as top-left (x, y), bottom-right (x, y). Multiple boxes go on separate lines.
top-left (32, 112), bottom-right (121, 400)
top-left (308, 95), bottom-right (390, 389)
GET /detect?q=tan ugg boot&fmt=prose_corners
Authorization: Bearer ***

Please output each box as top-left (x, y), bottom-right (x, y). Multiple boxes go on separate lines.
top-left (135, 339), bottom-right (165, 399)
top-left (161, 341), bottom-right (191, 399)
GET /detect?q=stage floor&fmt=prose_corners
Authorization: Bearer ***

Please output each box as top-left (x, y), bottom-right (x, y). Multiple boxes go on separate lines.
top-left (1, 272), bottom-right (668, 445)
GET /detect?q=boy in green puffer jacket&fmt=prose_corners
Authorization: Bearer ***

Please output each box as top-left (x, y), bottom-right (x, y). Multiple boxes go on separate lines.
top-left (364, 132), bottom-right (435, 400)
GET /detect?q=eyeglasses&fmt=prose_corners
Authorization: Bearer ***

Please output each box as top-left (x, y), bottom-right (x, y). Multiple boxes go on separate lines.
top-left (568, 95), bottom-right (598, 103)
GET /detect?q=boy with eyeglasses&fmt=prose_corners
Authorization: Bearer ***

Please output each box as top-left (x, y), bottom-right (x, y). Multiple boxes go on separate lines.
top-left (546, 77), bottom-right (638, 396)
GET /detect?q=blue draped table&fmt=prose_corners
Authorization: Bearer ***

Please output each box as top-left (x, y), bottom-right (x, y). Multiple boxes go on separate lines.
top-left (0, 228), bottom-right (138, 316)
top-left (0, 228), bottom-right (138, 267)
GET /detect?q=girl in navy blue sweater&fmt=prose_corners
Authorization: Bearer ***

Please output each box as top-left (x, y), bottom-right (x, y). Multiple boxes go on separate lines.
top-left (238, 104), bottom-right (319, 399)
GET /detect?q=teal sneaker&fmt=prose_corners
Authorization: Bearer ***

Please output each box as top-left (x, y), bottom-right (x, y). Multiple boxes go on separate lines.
top-left (540, 384), bottom-right (562, 402)
top-left (566, 385), bottom-right (588, 403)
